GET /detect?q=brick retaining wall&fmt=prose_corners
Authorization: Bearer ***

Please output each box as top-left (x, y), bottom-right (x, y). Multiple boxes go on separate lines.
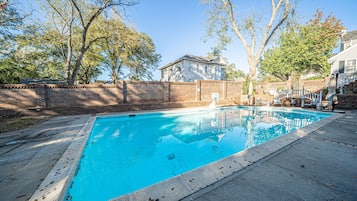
top-left (336, 94), bottom-right (357, 109)
top-left (1, 78), bottom-right (355, 113)
top-left (0, 80), bottom-right (243, 111)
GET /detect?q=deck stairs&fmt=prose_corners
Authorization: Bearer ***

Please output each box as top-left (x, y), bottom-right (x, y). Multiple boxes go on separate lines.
top-left (338, 72), bottom-right (357, 94)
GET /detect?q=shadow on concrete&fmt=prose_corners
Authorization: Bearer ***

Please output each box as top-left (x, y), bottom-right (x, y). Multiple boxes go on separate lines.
top-left (0, 115), bottom-right (91, 201)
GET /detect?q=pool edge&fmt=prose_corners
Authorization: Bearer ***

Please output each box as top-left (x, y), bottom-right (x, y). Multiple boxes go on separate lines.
top-left (110, 112), bottom-right (342, 201)
top-left (29, 108), bottom-right (342, 201)
top-left (29, 116), bottom-right (96, 201)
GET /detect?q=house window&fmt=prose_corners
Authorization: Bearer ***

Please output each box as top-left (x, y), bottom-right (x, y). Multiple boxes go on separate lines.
top-left (338, 61), bottom-right (345, 73)
top-left (205, 65), bottom-right (208, 74)
top-left (345, 59), bottom-right (356, 73)
top-left (176, 66), bottom-right (181, 72)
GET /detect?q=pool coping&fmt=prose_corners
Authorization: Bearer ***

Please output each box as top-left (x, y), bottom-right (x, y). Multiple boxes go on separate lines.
top-left (29, 106), bottom-right (342, 201)
top-left (29, 116), bottom-right (96, 201)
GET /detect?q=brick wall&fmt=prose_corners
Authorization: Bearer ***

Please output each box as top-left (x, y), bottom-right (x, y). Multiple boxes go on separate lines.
top-left (200, 80), bottom-right (224, 101)
top-left (0, 80), bottom-right (243, 111)
top-left (125, 81), bottom-right (164, 104)
top-left (226, 81), bottom-right (242, 101)
top-left (336, 94), bottom-right (357, 109)
top-left (0, 85), bottom-right (46, 109)
top-left (256, 79), bottom-right (328, 95)
top-left (1, 79), bottom-right (356, 112)
top-left (167, 82), bottom-right (196, 101)
top-left (254, 78), bottom-right (329, 105)
top-left (343, 80), bottom-right (357, 94)
top-left (301, 79), bottom-right (329, 93)
top-left (47, 84), bottom-right (123, 108)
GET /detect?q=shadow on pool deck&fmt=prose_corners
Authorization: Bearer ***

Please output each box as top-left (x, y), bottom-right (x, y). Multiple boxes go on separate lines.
top-left (0, 110), bottom-right (356, 201)
top-left (0, 115), bottom-right (91, 201)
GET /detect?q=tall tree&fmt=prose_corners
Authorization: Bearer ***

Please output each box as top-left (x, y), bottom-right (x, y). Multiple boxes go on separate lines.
top-left (77, 51), bottom-right (103, 84)
top-left (0, 24), bottom-right (66, 83)
top-left (98, 15), bottom-right (160, 82)
top-left (259, 10), bottom-right (344, 81)
top-left (126, 32), bottom-right (161, 80)
top-left (203, 0), bottom-right (294, 102)
top-left (99, 15), bottom-right (129, 82)
top-left (44, 0), bottom-right (136, 84)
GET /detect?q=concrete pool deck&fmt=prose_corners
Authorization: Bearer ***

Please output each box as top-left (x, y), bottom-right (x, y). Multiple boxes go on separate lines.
top-left (0, 108), bottom-right (356, 201)
top-left (183, 110), bottom-right (357, 201)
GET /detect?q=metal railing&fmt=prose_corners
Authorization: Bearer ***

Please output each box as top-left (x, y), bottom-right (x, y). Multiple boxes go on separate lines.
top-left (337, 71), bottom-right (357, 89)
top-left (273, 88), bottom-right (320, 106)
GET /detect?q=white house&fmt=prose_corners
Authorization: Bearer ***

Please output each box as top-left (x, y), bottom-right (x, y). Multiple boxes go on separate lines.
top-left (160, 55), bottom-right (227, 82)
top-left (328, 30), bottom-right (357, 88)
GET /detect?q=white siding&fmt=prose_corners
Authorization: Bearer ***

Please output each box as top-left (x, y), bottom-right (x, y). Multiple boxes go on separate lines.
top-left (161, 60), bottom-right (226, 82)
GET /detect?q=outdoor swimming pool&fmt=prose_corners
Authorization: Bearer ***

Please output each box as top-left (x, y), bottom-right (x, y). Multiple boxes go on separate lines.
top-left (65, 106), bottom-right (332, 201)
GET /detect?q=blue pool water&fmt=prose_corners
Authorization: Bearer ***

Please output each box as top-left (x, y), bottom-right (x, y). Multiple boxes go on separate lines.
top-left (65, 106), bottom-right (331, 201)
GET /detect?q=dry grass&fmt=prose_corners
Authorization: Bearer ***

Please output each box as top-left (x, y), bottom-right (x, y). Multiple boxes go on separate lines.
top-left (0, 116), bottom-right (48, 133)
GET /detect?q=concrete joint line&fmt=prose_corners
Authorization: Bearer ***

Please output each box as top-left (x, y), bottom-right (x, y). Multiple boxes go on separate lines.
top-left (308, 135), bottom-right (357, 148)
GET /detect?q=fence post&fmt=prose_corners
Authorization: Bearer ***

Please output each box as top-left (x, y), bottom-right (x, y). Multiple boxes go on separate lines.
top-left (163, 82), bottom-right (170, 102)
top-left (301, 86), bottom-right (304, 108)
top-left (223, 81), bottom-right (227, 100)
top-left (44, 84), bottom-right (49, 108)
top-left (196, 80), bottom-right (201, 101)
top-left (123, 81), bottom-right (127, 104)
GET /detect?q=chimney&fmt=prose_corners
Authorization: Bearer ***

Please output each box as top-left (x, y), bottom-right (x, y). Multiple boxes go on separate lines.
top-left (340, 29), bottom-right (348, 51)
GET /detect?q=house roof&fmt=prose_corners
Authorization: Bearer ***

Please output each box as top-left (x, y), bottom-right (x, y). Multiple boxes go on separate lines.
top-left (342, 30), bottom-right (357, 43)
top-left (159, 54), bottom-right (227, 70)
top-left (328, 43), bottom-right (357, 63)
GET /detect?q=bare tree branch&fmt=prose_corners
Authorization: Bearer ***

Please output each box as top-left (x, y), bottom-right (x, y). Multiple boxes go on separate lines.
top-left (85, 36), bottom-right (107, 51)
top-left (222, 0), bottom-right (253, 55)
top-left (45, 0), bottom-right (67, 23)
top-left (264, 0), bottom-right (292, 47)
top-left (70, 0), bottom-right (85, 26)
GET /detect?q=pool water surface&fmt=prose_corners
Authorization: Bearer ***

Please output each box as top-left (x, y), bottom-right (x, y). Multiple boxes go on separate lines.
top-left (65, 106), bottom-right (331, 201)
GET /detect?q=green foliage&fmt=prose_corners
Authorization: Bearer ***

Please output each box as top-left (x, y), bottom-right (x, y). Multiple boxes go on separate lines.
top-left (259, 10), bottom-right (344, 81)
top-left (126, 32), bottom-right (161, 81)
top-left (242, 75), bottom-right (254, 95)
top-left (225, 63), bottom-right (246, 81)
top-left (42, 0), bottom-right (138, 84)
top-left (0, 1), bottom-right (24, 37)
top-left (98, 16), bottom-right (161, 82)
top-left (203, 0), bottom-right (294, 85)
top-left (77, 46), bottom-right (104, 84)
top-left (306, 75), bottom-right (325, 80)
top-left (0, 23), bottom-right (67, 84)
top-left (0, 1), bottom-right (160, 84)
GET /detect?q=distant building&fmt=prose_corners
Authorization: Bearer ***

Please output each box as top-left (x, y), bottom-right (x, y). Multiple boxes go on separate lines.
top-left (160, 55), bottom-right (227, 82)
top-left (328, 30), bottom-right (357, 88)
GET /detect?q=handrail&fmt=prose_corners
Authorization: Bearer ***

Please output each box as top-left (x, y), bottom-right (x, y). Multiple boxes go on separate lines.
top-left (337, 71), bottom-right (357, 88)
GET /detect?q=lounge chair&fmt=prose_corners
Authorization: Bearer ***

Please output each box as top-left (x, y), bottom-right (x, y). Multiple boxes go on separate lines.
top-left (303, 97), bottom-right (319, 108)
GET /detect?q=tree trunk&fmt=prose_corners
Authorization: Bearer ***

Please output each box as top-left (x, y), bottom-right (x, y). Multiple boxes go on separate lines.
top-left (247, 54), bottom-right (258, 105)
top-left (69, 49), bottom-right (85, 85)
top-left (217, 0), bottom-right (292, 103)
top-left (65, 36), bottom-right (73, 85)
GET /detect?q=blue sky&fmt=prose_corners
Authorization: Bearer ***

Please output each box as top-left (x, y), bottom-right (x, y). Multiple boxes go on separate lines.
top-left (121, 0), bottom-right (357, 81)
top-left (17, 0), bottom-right (357, 80)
